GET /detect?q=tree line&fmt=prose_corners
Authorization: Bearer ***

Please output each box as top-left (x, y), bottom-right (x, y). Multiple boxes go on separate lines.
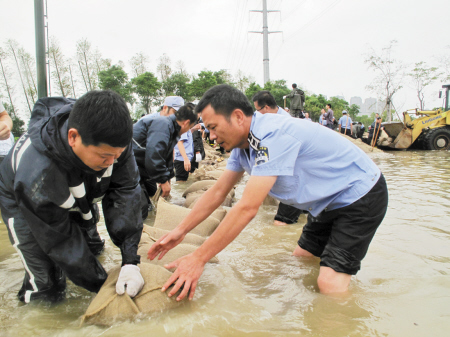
top-left (1, 38), bottom-right (449, 137)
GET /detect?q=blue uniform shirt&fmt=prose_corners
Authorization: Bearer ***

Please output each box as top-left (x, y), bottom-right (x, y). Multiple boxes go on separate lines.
top-left (174, 130), bottom-right (194, 161)
top-left (276, 106), bottom-right (291, 116)
top-left (226, 112), bottom-right (380, 217)
top-left (339, 115), bottom-right (352, 129)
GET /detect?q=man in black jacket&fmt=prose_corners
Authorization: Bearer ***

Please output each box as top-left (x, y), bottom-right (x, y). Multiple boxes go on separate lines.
top-left (283, 83), bottom-right (305, 118)
top-left (0, 90), bottom-right (144, 303)
top-left (132, 104), bottom-right (197, 218)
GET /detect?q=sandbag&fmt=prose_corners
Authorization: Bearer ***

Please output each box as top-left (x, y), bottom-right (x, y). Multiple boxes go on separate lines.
top-left (141, 225), bottom-right (206, 247)
top-left (185, 202), bottom-right (228, 222)
top-left (184, 190), bottom-right (233, 208)
top-left (154, 198), bottom-right (220, 237)
top-left (81, 264), bottom-right (181, 325)
top-left (182, 180), bottom-right (217, 197)
top-left (138, 241), bottom-right (218, 267)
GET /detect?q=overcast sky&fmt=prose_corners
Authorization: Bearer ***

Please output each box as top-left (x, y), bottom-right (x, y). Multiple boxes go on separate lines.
top-left (2, 0), bottom-right (449, 113)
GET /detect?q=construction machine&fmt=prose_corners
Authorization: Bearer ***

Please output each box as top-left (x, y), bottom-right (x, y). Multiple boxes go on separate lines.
top-left (380, 84), bottom-right (450, 150)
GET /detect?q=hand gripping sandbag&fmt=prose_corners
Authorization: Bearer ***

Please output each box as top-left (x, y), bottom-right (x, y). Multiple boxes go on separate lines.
top-left (153, 198), bottom-right (220, 237)
top-left (81, 264), bottom-right (182, 325)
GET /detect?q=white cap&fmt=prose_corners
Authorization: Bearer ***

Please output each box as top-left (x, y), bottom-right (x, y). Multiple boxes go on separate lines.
top-left (163, 96), bottom-right (184, 111)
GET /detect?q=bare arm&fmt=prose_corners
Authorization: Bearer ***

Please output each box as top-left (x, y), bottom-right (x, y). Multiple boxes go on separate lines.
top-left (148, 169), bottom-right (245, 261)
top-left (160, 175), bottom-right (278, 301)
top-left (0, 111), bottom-right (12, 140)
top-left (177, 140), bottom-right (191, 172)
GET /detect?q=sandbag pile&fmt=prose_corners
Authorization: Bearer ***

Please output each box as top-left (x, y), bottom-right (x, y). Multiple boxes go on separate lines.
top-left (82, 199), bottom-right (223, 325)
top-left (138, 225), bottom-right (219, 266)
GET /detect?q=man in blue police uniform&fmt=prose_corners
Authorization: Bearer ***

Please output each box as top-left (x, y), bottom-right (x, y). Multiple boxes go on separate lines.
top-left (148, 84), bottom-right (388, 300)
top-left (338, 110), bottom-right (353, 136)
top-left (252, 90), bottom-right (304, 227)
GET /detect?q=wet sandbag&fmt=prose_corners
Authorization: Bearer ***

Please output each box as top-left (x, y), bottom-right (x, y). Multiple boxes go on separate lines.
top-left (182, 180), bottom-right (235, 199)
top-left (204, 170), bottom-right (224, 180)
top-left (81, 264), bottom-right (181, 325)
top-left (184, 190), bottom-right (233, 208)
top-left (141, 225), bottom-right (206, 247)
top-left (154, 198), bottom-right (220, 237)
top-left (186, 203), bottom-right (228, 222)
top-left (182, 180), bottom-right (217, 197)
top-left (151, 186), bottom-right (162, 206)
top-left (138, 242), bottom-right (218, 267)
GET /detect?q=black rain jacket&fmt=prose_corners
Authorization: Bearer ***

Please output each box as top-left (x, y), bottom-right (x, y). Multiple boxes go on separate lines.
top-left (132, 114), bottom-right (181, 183)
top-left (0, 97), bottom-right (142, 292)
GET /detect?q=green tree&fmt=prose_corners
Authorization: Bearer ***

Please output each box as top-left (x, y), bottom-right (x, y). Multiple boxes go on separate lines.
top-left (328, 96), bottom-right (350, 120)
top-left (131, 72), bottom-right (161, 115)
top-left (304, 94), bottom-right (328, 121)
top-left (245, 82), bottom-right (263, 107)
top-left (407, 61), bottom-right (441, 110)
top-left (213, 69), bottom-right (233, 85)
top-left (263, 80), bottom-right (291, 108)
top-left (190, 70), bottom-right (217, 99)
top-left (98, 65), bottom-right (133, 104)
top-left (162, 72), bottom-right (192, 101)
top-left (348, 104), bottom-right (360, 120)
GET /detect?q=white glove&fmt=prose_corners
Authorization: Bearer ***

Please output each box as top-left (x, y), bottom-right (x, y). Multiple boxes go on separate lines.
top-left (116, 264), bottom-right (144, 297)
top-left (195, 153), bottom-right (202, 163)
top-left (283, 96), bottom-right (286, 99)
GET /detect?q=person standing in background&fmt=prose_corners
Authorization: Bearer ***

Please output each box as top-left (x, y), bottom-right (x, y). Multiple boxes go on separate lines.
top-left (283, 83), bottom-right (305, 118)
top-left (0, 100), bottom-right (13, 140)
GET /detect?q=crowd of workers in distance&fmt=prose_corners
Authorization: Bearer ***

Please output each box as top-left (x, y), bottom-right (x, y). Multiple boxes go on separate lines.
top-left (281, 83), bottom-right (383, 146)
top-left (0, 84), bottom-right (388, 307)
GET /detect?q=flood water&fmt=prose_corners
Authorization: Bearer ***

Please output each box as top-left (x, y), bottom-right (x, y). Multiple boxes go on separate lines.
top-left (1, 150), bottom-right (449, 337)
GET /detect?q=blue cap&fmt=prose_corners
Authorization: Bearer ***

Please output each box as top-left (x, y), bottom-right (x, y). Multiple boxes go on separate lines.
top-left (163, 96), bottom-right (184, 111)
top-left (342, 110), bottom-right (348, 114)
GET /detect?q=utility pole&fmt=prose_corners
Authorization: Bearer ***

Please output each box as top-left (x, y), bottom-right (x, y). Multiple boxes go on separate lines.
top-left (34, 0), bottom-right (48, 98)
top-left (249, 0), bottom-right (281, 84)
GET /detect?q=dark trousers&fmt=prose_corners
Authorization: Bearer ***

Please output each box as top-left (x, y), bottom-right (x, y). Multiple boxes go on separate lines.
top-left (298, 174), bottom-right (388, 275)
top-left (275, 202), bottom-right (303, 224)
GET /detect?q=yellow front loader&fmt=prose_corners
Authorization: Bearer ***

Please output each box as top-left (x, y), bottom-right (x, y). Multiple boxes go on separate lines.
top-left (381, 84), bottom-right (450, 150)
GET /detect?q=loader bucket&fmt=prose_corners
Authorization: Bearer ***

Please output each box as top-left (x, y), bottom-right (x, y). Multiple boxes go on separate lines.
top-left (390, 128), bottom-right (413, 149)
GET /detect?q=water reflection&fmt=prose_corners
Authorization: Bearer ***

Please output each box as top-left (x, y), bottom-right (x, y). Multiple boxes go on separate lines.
top-left (1, 150), bottom-right (450, 336)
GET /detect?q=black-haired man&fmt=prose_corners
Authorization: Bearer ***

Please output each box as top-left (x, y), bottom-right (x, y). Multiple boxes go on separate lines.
top-left (0, 90), bottom-right (144, 303)
top-left (148, 84), bottom-right (388, 301)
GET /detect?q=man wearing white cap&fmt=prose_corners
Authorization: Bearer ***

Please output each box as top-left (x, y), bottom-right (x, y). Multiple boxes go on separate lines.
top-left (158, 96), bottom-right (184, 117)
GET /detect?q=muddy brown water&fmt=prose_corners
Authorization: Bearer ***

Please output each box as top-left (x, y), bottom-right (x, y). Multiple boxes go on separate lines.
top-left (1, 150), bottom-right (449, 337)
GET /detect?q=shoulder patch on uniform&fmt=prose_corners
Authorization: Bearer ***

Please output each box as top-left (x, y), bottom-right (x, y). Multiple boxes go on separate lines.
top-left (248, 131), bottom-right (260, 151)
top-left (255, 146), bottom-right (269, 165)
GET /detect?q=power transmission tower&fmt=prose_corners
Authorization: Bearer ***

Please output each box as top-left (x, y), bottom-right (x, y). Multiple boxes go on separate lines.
top-left (249, 0), bottom-right (282, 84)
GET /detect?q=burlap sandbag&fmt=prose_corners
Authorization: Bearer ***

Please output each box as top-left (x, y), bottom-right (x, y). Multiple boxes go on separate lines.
top-left (151, 186), bottom-right (162, 205)
top-left (138, 241), bottom-right (218, 267)
top-left (182, 180), bottom-right (235, 199)
top-left (182, 180), bottom-right (217, 197)
top-left (81, 264), bottom-right (181, 325)
top-left (141, 225), bottom-right (206, 247)
top-left (154, 198), bottom-right (220, 237)
top-left (184, 191), bottom-right (233, 208)
top-left (204, 170), bottom-right (224, 180)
